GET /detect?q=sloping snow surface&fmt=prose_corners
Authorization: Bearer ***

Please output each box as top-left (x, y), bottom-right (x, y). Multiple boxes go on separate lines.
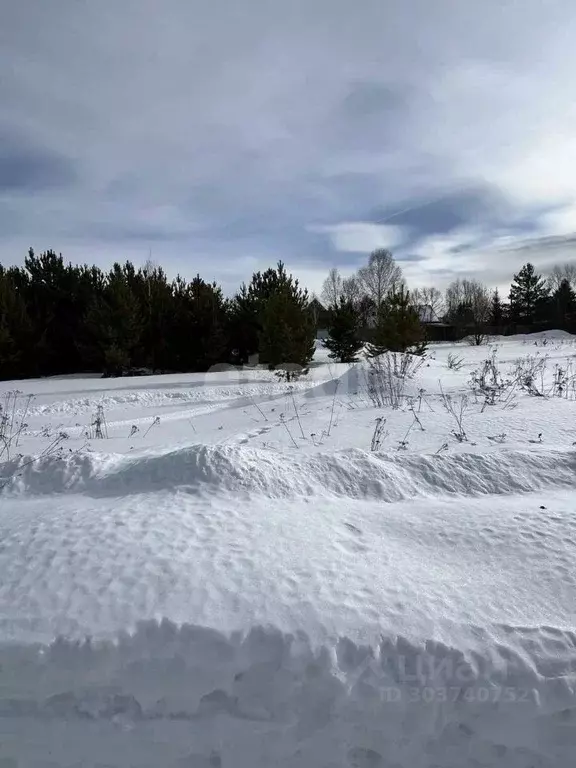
top-left (0, 333), bottom-right (575, 766)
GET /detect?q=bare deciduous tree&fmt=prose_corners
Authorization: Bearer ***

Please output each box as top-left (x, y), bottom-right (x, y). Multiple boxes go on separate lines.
top-left (342, 275), bottom-right (363, 306)
top-left (411, 286), bottom-right (445, 321)
top-left (445, 278), bottom-right (491, 344)
top-left (445, 279), bottom-right (490, 318)
top-left (321, 268), bottom-right (343, 308)
top-left (357, 249), bottom-right (403, 312)
top-left (548, 263), bottom-right (576, 292)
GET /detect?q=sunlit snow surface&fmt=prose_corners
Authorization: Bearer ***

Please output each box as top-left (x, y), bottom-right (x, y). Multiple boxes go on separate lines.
top-left (0, 332), bottom-right (575, 767)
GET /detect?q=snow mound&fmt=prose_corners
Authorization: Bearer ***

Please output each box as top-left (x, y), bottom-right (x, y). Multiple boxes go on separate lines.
top-left (522, 329), bottom-right (575, 340)
top-left (3, 445), bottom-right (576, 500)
top-left (0, 620), bottom-right (574, 767)
top-left (485, 329), bottom-right (576, 344)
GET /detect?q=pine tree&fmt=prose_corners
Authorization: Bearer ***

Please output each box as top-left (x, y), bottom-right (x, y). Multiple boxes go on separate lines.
top-left (259, 289), bottom-right (315, 370)
top-left (135, 262), bottom-right (174, 371)
top-left (0, 269), bottom-right (36, 379)
top-left (187, 276), bottom-right (228, 371)
top-left (229, 262), bottom-right (297, 364)
top-left (22, 249), bottom-right (104, 375)
top-left (0, 276), bottom-right (22, 380)
top-left (82, 267), bottom-right (142, 376)
top-left (509, 263), bottom-right (549, 324)
top-left (230, 262), bottom-right (314, 367)
top-left (323, 299), bottom-right (362, 362)
top-left (357, 295), bottom-right (377, 328)
top-left (366, 287), bottom-right (426, 357)
top-left (259, 293), bottom-right (292, 370)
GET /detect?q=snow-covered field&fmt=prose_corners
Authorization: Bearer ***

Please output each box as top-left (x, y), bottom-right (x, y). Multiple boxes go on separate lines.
top-left (1, 332), bottom-right (575, 767)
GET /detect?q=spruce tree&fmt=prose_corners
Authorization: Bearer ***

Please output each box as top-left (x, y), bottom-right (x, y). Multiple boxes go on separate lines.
top-left (509, 263), bottom-right (549, 324)
top-left (323, 298), bottom-right (362, 362)
top-left (491, 289), bottom-right (504, 326)
top-left (366, 287), bottom-right (426, 357)
top-left (551, 278), bottom-right (576, 326)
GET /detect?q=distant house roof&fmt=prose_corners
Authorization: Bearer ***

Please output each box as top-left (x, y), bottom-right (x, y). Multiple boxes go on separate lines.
top-left (416, 304), bottom-right (442, 323)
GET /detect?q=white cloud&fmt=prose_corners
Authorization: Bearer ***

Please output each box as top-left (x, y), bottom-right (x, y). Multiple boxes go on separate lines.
top-left (309, 222), bottom-right (407, 253)
top-left (537, 202), bottom-right (576, 237)
top-left (417, 51), bottom-right (576, 213)
top-left (401, 224), bottom-right (576, 291)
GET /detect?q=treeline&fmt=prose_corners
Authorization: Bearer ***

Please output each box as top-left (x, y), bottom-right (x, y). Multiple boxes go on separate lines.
top-left (1, 247), bottom-right (575, 379)
top-left (0, 249), bottom-right (315, 380)
top-left (320, 251), bottom-right (576, 362)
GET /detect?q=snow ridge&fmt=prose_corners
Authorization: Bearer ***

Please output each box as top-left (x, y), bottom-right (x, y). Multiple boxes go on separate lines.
top-left (3, 444), bottom-right (576, 501)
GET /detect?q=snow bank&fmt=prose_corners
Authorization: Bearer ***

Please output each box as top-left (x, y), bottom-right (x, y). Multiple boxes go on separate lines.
top-left (513, 329), bottom-right (575, 341)
top-left (3, 443), bottom-right (576, 501)
top-left (0, 620), bottom-right (574, 767)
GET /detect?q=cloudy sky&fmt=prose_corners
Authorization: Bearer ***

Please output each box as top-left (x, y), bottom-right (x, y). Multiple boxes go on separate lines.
top-left (2, 0), bottom-right (576, 295)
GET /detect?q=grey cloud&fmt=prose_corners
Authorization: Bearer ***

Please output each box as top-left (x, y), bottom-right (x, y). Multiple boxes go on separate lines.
top-left (72, 222), bottom-right (192, 245)
top-left (368, 186), bottom-right (511, 233)
top-left (1, 0), bottom-right (576, 291)
top-left (500, 233), bottom-right (576, 254)
top-left (367, 185), bottom-right (549, 246)
top-left (341, 82), bottom-right (409, 119)
top-left (0, 127), bottom-right (76, 192)
top-left (396, 252), bottom-right (427, 263)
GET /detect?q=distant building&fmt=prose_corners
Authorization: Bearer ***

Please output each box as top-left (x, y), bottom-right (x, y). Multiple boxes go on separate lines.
top-left (415, 304), bottom-right (454, 341)
top-left (308, 297), bottom-right (325, 324)
top-left (416, 304), bottom-right (442, 324)
top-left (308, 297), bottom-right (331, 338)
top-left (311, 297), bottom-right (455, 342)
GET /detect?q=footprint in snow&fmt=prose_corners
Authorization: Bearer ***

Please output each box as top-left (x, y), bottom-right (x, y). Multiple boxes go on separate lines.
top-left (344, 522), bottom-right (362, 535)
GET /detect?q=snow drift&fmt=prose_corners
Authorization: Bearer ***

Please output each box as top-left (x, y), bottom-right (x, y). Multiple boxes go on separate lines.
top-left (2, 335), bottom-right (576, 766)
top-left (1, 446), bottom-right (575, 765)
top-left (0, 621), bottom-right (574, 767)
top-left (3, 443), bottom-right (576, 500)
